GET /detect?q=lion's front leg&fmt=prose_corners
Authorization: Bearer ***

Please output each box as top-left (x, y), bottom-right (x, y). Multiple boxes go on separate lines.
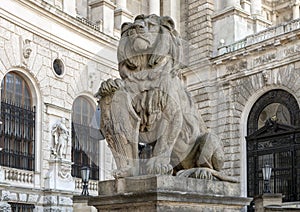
top-left (146, 108), bottom-right (183, 175)
top-left (96, 78), bottom-right (141, 178)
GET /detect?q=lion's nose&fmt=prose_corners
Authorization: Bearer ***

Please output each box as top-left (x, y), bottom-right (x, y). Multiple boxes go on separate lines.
top-left (133, 20), bottom-right (146, 29)
top-left (134, 24), bottom-right (145, 30)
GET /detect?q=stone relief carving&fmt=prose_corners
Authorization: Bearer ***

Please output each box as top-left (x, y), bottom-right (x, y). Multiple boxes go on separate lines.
top-left (226, 60), bottom-right (247, 75)
top-left (51, 118), bottom-right (69, 159)
top-left (20, 37), bottom-right (32, 66)
top-left (95, 14), bottom-right (237, 182)
top-left (58, 164), bottom-right (73, 181)
top-left (253, 53), bottom-right (276, 67)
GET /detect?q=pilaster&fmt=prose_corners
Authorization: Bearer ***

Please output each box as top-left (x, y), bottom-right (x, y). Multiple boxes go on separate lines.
top-left (149, 0), bottom-right (160, 15)
top-left (63, 0), bottom-right (76, 17)
top-left (114, 0), bottom-right (133, 30)
top-left (89, 0), bottom-right (116, 36)
top-left (250, 0), bottom-right (262, 16)
top-left (293, 2), bottom-right (300, 20)
top-left (223, 0), bottom-right (241, 9)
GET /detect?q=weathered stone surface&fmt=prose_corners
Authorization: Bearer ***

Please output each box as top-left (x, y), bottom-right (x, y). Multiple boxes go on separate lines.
top-left (89, 175), bottom-right (250, 211)
top-left (95, 14), bottom-right (234, 183)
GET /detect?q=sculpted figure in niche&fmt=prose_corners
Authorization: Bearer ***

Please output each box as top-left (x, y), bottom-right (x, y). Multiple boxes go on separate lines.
top-left (51, 118), bottom-right (69, 159)
top-left (95, 14), bottom-right (236, 182)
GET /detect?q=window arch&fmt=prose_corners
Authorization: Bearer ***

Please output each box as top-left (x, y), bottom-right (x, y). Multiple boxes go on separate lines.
top-left (71, 96), bottom-right (102, 180)
top-left (0, 72), bottom-right (35, 171)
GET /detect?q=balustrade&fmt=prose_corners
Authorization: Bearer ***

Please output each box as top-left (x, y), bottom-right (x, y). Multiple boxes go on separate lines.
top-left (218, 18), bottom-right (300, 55)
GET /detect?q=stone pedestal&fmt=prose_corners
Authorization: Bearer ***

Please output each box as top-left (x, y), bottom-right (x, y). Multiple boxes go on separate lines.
top-left (44, 159), bottom-right (74, 191)
top-left (89, 175), bottom-right (251, 211)
top-left (253, 193), bottom-right (282, 212)
top-left (73, 196), bottom-right (97, 212)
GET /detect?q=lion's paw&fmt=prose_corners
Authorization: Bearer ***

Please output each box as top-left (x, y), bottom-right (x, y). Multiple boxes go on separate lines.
top-left (177, 168), bottom-right (216, 180)
top-left (95, 78), bottom-right (124, 98)
top-left (146, 159), bottom-right (173, 175)
top-left (112, 167), bottom-right (132, 179)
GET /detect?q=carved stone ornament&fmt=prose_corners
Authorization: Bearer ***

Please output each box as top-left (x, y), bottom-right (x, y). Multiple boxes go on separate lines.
top-left (20, 37), bottom-right (32, 66)
top-left (95, 14), bottom-right (237, 182)
top-left (51, 118), bottom-right (69, 159)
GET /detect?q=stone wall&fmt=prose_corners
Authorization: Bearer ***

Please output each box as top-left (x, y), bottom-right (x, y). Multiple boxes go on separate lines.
top-left (0, 0), bottom-right (118, 210)
top-left (209, 20), bottom-right (300, 195)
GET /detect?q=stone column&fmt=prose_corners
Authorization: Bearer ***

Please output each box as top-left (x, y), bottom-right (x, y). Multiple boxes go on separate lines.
top-left (149, 0), bottom-right (160, 15)
top-left (114, 0), bottom-right (133, 30)
top-left (89, 0), bottom-right (116, 35)
top-left (63, 0), bottom-right (76, 17)
top-left (293, 2), bottom-right (300, 20)
top-left (223, 0), bottom-right (240, 9)
top-left (115, 0), bottom-right (126, 9)
top-left (271, 11), bottom-right (277, 24)
top-left (162, 0), bottom-right (180, 31)
top-left (251, 0), bottom-right (262, 16)
top-left (241, 0), bottom-right (251, 13)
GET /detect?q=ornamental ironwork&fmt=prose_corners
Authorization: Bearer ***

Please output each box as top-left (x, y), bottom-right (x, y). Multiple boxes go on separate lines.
top-left (0, 100), bottom-right (35, 171)
top-left (247, 89), bottom-right (300, 202)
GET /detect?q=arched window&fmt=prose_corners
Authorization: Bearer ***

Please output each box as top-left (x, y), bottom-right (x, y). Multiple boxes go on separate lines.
top-left (246, 89), bottom-right (300, 202)
top-left (0, 72), bottom-right (35, 171)
top-left (71, 96), bottom-right (102, 180)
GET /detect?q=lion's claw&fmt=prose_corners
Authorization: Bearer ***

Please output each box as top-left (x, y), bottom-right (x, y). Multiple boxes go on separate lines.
top-left (146, 162), bottom-right (173, 175)
top-left (177, 168), bottom-right (216, 180)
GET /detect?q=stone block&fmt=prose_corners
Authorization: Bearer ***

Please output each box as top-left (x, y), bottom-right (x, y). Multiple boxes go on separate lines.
top-left (89, 175), bottom-right (251, 211)
top-left (28, 194), bottom-right (39, 203)
top-left (19, 193), bottom-right (27, 202)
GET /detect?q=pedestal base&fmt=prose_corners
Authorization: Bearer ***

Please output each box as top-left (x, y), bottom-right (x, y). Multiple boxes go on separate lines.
top-left (89, 175), bottom-right (251, 211)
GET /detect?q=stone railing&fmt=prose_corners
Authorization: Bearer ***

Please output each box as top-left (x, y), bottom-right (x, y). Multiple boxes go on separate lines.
top-left (76, 16), bottom-right (103, 32)
top-left (218, 18), bottom-right (300, 55)
top-left (74, 178), bottom-right (98, 195)
top-left (3, 167), bottom-right (34, 184)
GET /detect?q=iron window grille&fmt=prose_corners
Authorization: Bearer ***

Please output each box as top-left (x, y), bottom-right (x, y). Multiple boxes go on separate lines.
top-left (9, 202), bottom-right (35, 212)
top-left (0, 100), bottom-right (35, 171)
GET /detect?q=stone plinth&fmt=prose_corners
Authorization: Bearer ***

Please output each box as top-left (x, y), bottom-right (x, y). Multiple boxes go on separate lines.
top-left (73, 196), bottom-right (97, 212)
top-left (89, 175), bottom-right (251, 211)
top-left (44, 159), bottom-right (74, 191)
top-left (253, 193), bottom-right (282, 212)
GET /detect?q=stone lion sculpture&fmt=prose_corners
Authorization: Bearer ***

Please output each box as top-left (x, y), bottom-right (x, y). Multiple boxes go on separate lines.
top-left (95, 14), bottom-right (237, 182)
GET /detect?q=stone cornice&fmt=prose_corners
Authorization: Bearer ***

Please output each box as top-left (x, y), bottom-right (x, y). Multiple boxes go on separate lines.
top-left (114, 8), bottom-right (134, 19)
top-left (89, 0), bottom-right (116, 10)
top-left (212, 6), bottom-right (251, 21)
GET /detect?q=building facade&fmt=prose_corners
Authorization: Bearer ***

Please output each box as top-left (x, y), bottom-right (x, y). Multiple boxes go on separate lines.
top-left (0, 0), bottom-right (300, 211)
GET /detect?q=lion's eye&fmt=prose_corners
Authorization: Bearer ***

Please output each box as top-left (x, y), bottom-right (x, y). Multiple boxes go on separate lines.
top-left (148, 22), bottom-right (156, 31)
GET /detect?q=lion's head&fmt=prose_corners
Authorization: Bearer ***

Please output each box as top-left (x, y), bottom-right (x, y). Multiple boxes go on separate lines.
top-left (117, 14), bottom-right (183, 78)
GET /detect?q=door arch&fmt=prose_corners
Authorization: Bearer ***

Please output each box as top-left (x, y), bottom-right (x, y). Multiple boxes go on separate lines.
top-left (246, 89), bottom-right (300, 202)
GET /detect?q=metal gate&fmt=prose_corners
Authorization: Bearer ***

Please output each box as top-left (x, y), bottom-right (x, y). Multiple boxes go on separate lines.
top-left (246, 120), bottom-right (300, 201)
